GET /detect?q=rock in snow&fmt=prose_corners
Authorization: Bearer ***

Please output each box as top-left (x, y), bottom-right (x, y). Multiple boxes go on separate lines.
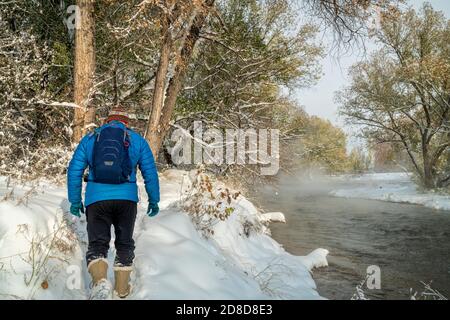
top-left (260, 212), bottom-right (286, 223)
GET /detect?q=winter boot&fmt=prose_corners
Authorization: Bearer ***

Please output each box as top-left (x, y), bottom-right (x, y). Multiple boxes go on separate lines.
top-left (88, 258), bottom-right (108, 284)
top-left (88, 258), bottom-right (112, 300)
top-left (114, 266), bottom-right (132, 298)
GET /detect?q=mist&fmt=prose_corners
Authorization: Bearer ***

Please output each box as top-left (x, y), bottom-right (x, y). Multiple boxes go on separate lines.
top-left (250, 170), bottom-right (450, 299)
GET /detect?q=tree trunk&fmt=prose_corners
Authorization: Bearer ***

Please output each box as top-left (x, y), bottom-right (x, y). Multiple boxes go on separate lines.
top-left (73, 0), bottom-right (96, 143)
top-left (144, 16), bottom-right (173, 155)
top-left (423, 160), bottom-right (435, 189)
top-left (145, 0), bottom-right (215, 158)
top-left (421, 140), bottom-right (435, 189)
top-left (438, 174), bottom-right (450, 188)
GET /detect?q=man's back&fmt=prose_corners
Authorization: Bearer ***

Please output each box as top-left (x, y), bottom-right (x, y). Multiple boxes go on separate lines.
top-left (67, 120), bottom-right (160, 207)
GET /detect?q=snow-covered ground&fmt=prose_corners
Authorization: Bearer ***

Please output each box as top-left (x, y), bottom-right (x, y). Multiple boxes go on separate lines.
top-left (330, 172), bottom-right (450, 211)
top-left (0, 170), bottom-right (328, 300)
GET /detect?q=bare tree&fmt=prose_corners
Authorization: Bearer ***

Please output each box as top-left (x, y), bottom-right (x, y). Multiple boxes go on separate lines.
top-left (303, 0), bottom-right (403, 48)
top-left (144, 0), bottom-right (216, 158)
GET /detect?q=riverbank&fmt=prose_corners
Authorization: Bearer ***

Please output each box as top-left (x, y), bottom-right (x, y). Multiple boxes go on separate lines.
top-left (0, 170), bottom-right (327, 299)
top-left (329, 173), bottom-right (450, 211)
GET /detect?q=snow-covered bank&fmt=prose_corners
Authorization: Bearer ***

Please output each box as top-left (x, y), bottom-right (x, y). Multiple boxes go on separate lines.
top-left (0, 170), bottom-right (328, 300)
top-left (329, 172), bottom-right (450, 211)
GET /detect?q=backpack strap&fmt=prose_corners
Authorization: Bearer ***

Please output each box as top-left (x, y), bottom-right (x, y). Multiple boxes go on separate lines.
top-left (124, 129), bottom-right (131, 148)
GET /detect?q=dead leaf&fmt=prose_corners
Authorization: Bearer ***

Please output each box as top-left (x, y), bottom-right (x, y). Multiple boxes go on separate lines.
top-left (41, 280), bottom-right (48, 290)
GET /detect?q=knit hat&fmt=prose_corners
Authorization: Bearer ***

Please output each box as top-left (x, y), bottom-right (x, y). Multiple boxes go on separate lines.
top-left (106, 106), bottom-right (130, 126)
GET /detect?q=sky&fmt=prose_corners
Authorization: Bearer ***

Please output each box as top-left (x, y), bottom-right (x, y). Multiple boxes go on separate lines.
top-left (296, 0), bottom-right (450, 149)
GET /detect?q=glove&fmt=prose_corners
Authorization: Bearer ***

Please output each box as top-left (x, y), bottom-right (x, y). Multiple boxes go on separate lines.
top-left (70, 202), bottom-right (84, 217)
top-left (147, 202), bottom-right (159, 217)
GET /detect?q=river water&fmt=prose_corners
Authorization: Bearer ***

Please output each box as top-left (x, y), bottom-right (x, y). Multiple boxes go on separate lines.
top-left (251, 173), bottom-right (450, 300)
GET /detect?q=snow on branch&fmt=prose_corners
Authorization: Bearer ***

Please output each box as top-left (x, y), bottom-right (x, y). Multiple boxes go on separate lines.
top-left (9, 98), bottom-right (82, 110)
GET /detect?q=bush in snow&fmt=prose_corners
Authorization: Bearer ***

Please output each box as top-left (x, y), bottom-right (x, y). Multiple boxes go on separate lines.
top-left (410, 281), bottom-right (448, 300)
top-left (350, 276), bottom-right (370, 300)
top-left (350, 274), bottom-right (448, 300)
top-left (181, 167), bottom-right (241, 238)
top-left (0, 214), bottom-right (78, 299)
top-left (0, 7), bottom-right (73, 182)
top-left (180, 167), bottom-right (271, 241)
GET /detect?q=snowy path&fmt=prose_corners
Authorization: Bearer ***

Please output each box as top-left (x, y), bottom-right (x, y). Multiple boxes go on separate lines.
top-left (0, 171), bottom-right (328, 300)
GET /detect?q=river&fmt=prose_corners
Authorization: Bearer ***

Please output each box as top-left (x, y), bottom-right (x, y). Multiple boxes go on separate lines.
top-left (251, 173), bottom-right (450, 300)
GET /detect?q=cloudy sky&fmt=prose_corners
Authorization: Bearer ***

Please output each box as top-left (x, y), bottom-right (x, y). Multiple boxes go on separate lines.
top-left (296, 0), bottom-right (450, 148)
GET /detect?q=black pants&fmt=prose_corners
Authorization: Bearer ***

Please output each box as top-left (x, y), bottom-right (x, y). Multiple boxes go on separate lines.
top-left (86, 200), bottom-right (137, 267)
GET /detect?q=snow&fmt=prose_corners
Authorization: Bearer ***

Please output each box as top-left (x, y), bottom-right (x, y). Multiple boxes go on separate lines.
top-left (329, 172), bottom-right (450, 211)
top-left (0, 170), bottom-right (327, 300)
top-left (0, 180), bottom-right (86, 299)
top-left (298, 249), bottom-right (329, 270)
top-left (260, 212), bottom-right (286, 223)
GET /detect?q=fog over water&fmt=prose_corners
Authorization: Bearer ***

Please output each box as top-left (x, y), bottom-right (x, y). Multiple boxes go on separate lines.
top-left (251, 172), bottom-right (450, 299)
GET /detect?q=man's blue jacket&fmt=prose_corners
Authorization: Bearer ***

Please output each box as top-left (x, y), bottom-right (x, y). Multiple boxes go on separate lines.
top-left (67, 121), bottom-right (160, 207)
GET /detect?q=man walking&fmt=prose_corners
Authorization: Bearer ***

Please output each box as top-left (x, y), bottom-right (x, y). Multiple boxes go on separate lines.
top-left (67, 107), bottom-right (160, 299)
